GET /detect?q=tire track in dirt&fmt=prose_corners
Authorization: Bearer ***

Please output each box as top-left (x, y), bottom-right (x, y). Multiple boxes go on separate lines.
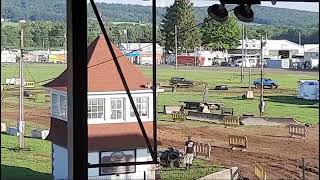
top-left (158, 122), bottom-right (319, 179)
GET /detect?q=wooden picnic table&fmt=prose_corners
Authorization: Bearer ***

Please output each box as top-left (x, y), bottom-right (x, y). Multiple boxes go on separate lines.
top-left (180, 101), bottom-right (223, 110)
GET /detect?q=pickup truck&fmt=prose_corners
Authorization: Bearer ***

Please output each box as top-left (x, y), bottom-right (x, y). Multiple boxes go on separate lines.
top-left (253, 78), bottom-right (278, 89)
top-left (169, 77), bottom-right (194, 87)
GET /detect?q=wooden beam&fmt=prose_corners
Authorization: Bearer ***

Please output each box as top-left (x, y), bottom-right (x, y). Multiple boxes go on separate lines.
top-left (67, 0), bottom-right (88, 178)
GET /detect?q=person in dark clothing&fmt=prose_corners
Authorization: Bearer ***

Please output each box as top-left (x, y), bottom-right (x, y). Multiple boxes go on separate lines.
top-left (184, 136), bottom-right (195, 170)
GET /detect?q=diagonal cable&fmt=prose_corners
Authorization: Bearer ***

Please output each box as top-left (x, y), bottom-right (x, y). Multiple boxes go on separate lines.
top-left (90, 0), bottom-right (156, 161)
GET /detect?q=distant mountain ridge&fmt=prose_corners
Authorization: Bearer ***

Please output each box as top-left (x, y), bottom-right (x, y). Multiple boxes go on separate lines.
top-left (1, 0), bottom-right (319, 27)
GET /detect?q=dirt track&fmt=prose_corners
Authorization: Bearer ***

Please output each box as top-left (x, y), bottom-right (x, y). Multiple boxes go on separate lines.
top-left (158, 121), bottom-right (319, 179)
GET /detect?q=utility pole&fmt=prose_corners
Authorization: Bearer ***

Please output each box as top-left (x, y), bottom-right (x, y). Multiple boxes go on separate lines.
top-left (241, 24), bottom-right (244, 83)
top-left (259, 36), bottom-right (265, 117)
top-left (19, 29), bottom-right (25, 149)
top-left (175, 25), bottom-right (178, 70)
top-left (248, 39), bottom-right (252, 91)
top-left (299, 32), bottom-right (301, 45)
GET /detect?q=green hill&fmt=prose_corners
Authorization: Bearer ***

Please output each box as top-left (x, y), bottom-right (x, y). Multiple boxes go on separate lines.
top-left (1, 0), bottom-right (319, 27)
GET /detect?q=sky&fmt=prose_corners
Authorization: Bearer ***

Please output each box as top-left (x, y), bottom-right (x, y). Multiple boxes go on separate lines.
top-left (96, 0), bottom-right (319, 12)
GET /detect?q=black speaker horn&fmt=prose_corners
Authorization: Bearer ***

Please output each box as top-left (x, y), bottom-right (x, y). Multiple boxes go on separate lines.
top-left (207, 4), bottom-right (229, 22)
top-left (234, 4), bottom-right (254, 23)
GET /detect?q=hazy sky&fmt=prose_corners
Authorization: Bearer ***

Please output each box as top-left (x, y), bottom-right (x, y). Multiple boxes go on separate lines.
top-left (96, 0), bottom-right (319, 12)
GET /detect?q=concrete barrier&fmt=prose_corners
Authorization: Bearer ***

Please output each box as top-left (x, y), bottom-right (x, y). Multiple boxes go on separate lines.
top-left (7, 127), bottom-right (18, 136)
top-left (1, 123), bottom-right (7, 133)
top-left (163, 105), bottom-right (182, 114)
top-left (194, 142), bottom-right (211, 159)
top-left (223, 116), bottom-right (240, 126)
top-left (288, 124), bottom-right (307, 138)
top-left (229, 135), bottom-right (248, 151)
top-left (198, 167), bottom-right (239, 180)
top-left (254, 163), bottom-right (267, 180)
top-left (187, 111), bottom-right (227, 123)
top-left (31, 129), bottom-right (49, 139)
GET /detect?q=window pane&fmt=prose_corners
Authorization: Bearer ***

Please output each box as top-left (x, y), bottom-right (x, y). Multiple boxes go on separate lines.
top-left (98, 106), bottom-right (103, 112)
top-left (111, 100), bottom-right (116, 109)
top-left (117, 110), bottom-right (122, 119)
top-left (92, 99), bottom-right (97, 105)
top-left (88, 106), bottom-right (92, 112)
top-left (111, 111), bottom-right (116, 119)
top-left (88, 99), bottom-right (92, 105)
top-left (92, 113), bottom-right (97, 119)
top-left (88, 113), bottom-right (92, 119)
top-left (117, 100), bottom-right (122, 109)
top-left (98, 99), bottom-right (104, 105)
top-left (98, 113), bottom-right (103, 118)
top-left (92, 106), bottom-right (97, 112)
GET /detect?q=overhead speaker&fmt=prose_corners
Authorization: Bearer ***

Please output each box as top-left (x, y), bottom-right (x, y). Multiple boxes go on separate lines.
top-left (207, 4), bottom-right (228, 22)
top-left (234, 4), bottom-right (254, 23)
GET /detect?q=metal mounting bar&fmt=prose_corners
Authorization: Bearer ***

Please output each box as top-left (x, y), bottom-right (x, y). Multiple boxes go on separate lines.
top-left (88, 161), bottom-right (156, 168)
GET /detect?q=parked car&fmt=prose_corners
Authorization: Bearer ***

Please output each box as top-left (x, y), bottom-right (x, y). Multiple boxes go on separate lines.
top-left (220, 62), bottom-right (231, 66)
top-left (159, 147), bottom-right (184, 168)
top-left (253, 78), bottom-right (279, 89)
top-left (214, 85), bottom-right (228, 90)
top-left (169, 77), bottom-right (194, 87)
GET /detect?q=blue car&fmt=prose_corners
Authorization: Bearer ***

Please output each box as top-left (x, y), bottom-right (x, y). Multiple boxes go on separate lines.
top-left (253, 78), bottom-right (278, 89)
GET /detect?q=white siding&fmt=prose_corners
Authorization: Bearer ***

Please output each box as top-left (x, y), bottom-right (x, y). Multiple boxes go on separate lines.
top-left (52, 144), bottom-right (68, 180)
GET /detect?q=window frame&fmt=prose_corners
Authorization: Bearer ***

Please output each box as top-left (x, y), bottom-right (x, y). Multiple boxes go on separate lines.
top-left (110, 98), bottom-right (125, 120)
top-left (88, 98), bottom-right (105, 120)
top-left (130, 97), bottom-right (149, 118)
top-left (51, 93), bottom-right (67, 119)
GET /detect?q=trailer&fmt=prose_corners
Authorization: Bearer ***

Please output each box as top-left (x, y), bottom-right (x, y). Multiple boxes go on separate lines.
top-left (297, 80), bottom-right (319, 100)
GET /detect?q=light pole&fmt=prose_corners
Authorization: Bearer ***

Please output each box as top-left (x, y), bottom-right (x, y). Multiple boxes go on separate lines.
top-left (259, 36), bottom-right (266, 117)
top-left (241, 24), bottom-right (244, 83)
top-left (19, 28), bottom-right (25, 149)
top-left (175, 24), bottom-right (178, 70)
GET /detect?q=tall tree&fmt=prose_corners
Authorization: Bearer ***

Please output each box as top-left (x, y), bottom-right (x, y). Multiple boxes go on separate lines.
top-left (160, 0), bottom-right (201, 52)
top-left (201, 16), bottom-right (241, 50)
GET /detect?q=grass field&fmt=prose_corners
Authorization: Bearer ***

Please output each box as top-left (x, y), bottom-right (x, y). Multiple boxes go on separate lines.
top-left (2, 63), bottom-right (319, 124)
top-left (1, 63), bottom-right (319, 179)
top-left (1, 134), bottom-right (52, 179)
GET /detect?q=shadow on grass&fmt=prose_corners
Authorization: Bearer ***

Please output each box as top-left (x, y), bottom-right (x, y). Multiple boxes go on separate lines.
top-left (1, 164), bottom-right (52, 179)
top-left (265, 95), bottom-right (318, 105)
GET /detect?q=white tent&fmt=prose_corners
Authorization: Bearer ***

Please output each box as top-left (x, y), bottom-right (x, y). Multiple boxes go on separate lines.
top-left (297, 80), bottom-right (319, 100)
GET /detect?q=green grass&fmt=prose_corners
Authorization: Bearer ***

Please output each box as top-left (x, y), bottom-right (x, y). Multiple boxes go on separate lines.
top-left (1, 64), bottom-right (319, 124)
top-left (160, 159), bottom-right (221, 180)
top-left (140, 67), bottom-right (319, 124)
top-left (1, 134), bottom-right (52, 179)
top-left (1, 63), bottom-right (66, 86)
top-left (1, 63), bottom-right (319, 179)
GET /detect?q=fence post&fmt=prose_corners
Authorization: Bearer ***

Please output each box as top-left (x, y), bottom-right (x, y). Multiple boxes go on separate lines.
top-left (230, 167), bottom-right (233, 180)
